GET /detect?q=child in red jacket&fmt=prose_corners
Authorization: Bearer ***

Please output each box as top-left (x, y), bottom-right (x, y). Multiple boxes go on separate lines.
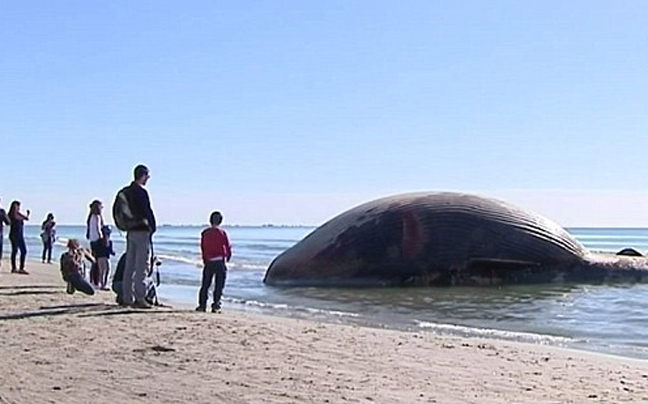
top-left (197, 211), bottom-right (232, 312)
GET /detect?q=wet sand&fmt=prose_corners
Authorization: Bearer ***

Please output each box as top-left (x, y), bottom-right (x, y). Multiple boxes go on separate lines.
top-left (0, 260), bottom-right (647, 404)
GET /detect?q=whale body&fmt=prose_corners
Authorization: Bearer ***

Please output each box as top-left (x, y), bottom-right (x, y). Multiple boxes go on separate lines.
top-left (264, 192), bottom-right (648, 287)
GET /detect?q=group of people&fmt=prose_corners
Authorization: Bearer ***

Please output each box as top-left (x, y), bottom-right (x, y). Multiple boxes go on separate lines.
top-left (2, 164), bottom-right (232, 311)
top-left (85, 199), bottom-right (115, 290)
top-left (59, 200), bottom-right (117, 296)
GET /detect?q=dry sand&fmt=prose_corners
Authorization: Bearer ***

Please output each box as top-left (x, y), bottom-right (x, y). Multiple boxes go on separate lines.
top-left (0, 260), bottom-right (647, 404)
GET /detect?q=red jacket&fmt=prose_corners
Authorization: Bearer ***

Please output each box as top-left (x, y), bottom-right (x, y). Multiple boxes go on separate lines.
top-left (201, 227), bottom-right (232, 262)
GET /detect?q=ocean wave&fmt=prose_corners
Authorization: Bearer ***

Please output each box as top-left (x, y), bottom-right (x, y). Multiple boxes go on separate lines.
top-left (228, 262), bottom-right (268, 271)
top-left (54, 238), bottom-right (69, 247)
top-left (147, 241), bottom-right (291, 255)
top-left (153, 254), bottom-right (268, 272)
top-left (235, 238), bottom-right (304, 243)
top-left (579, 240), bottom-right (648, 247)
top-left (414, 320), bottom-right (574, 345)
top-left (153, 234), bottom-right (199, 241)
top-left (155, 254), bottom-right (202, 266)
top-left (574, 234), bottom-right (648, 240)
top-left (235, 243), bottom-right (289, 252)
top-left (225, 297), bottom-right (359, 318)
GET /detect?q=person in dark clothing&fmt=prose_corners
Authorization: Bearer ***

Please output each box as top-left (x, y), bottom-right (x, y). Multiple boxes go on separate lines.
top-left (60, 239), bottom-right (95, 295)
top-left (8, 200), bottom-right (30, 274)
top-left (0, 197), bottom-right (10, 270)
top-left (41, 213), bottom-right (56, 264)
top-left (112, 253), bottom-right (127, 302)
top-left (124, 169), bottom-right (156, 234)
top-left (85, 200), bottom-right (104, 286)
top-left (121, 164), bottom-right (157, 308)
top-left (196, 211), bottom-right (232, 313)
top-left (94, 225), bottom-right (115, 290)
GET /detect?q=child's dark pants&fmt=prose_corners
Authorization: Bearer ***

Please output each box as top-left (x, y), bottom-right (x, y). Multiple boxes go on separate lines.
top-left (198, 260), bottom-right (227, 310)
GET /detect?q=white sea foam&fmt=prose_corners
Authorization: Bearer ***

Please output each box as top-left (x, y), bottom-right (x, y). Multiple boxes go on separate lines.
top-left (228, 262), bottom-right (267, 271)
top-left (154, 254), bottom-right (267, 271)
top-left (414, 320), bottom-right (573, 344)
top-left (302, 307), bottom-right (360, 317)
top-left (54, 238), bottom-right (69, 247)
top-left (226, 298), bottom-right (288, 310)
top-left (156, 254), bottom-right (202, 266)
top-left (225, 297), bottom-right (358, 318)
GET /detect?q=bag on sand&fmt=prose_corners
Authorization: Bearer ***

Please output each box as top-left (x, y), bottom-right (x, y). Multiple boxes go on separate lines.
top-left (112, 186), bottom-right (143, 231)
top-left (112, 252), bottom-right (162, 306)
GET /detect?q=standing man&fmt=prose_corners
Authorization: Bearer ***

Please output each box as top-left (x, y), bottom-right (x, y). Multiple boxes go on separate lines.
top-left (122, 164), bottom-right (156, 308)
top-left (0, 197), bottom-right (10, 270)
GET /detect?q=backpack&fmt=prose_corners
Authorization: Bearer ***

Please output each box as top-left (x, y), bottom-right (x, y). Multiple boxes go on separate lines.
top-left (112, 186), bottom-right (144, 231)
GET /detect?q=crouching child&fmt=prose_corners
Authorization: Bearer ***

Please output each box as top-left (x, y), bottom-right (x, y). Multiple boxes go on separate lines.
top-left (60, 239), bottom-right (95, 295)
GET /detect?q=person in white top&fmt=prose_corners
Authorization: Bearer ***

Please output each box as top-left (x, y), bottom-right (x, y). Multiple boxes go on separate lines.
top-left (86, 200), bottom-right (103, 243)
top-left (86, 199), bottom-right (104, 286)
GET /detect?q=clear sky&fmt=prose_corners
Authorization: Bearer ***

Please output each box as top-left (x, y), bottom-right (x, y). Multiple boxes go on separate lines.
top-left (1, 1), bottom-right (647, 226)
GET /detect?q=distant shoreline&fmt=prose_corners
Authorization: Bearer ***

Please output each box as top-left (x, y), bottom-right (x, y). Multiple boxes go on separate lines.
top-left (16, 224), bottom-right (648, 230)
top-left (18, 223), bottom-right (318, 228)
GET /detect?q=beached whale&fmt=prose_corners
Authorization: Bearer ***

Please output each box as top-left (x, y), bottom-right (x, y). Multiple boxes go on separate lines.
top-left (263, 192), bottom-right (648, 287)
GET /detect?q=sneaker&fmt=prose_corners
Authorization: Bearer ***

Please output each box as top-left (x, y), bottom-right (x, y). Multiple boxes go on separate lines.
top-left (66, 282), bottom-right (75, 295)
top-left (132, 300), bottom-right (152, 309)
top-left (195, 306), bottom-right (206, 312)
top-left (211, 307), bottom-right (222, 314)
top-left (17, 269), bottom-right (29, 275)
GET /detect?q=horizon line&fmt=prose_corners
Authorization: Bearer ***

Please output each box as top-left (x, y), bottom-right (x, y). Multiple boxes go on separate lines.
top-left (19, 223), bottom-right (648, 230)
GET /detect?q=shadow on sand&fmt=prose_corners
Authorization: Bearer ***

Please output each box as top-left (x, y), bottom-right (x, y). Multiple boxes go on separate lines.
top-left (79, 308), bottom-right (185, 318)
top-left (0, 285), bottom-right (60, 290)
top-left (0, 303), bottom-right (111, 321)
top-left (0, 290), bottom-right (62, 296)
top-left (0, 302), bottom-right (183, 322)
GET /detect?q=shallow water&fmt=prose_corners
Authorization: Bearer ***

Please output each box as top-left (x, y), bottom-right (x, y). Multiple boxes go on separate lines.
top-left (11, 225), bottom-right (648, 359)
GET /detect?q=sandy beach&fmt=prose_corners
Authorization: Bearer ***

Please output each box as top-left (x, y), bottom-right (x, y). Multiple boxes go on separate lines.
top-left (0, 260), bottom-right (646, 404)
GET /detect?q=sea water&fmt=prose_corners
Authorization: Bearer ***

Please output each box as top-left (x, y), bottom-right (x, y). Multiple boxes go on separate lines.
top-left (7, 225), bottom-right (648, 359)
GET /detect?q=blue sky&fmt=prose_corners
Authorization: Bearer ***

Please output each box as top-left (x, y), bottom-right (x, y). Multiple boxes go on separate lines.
top-left (1, 1), bottom-right (647, 226)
